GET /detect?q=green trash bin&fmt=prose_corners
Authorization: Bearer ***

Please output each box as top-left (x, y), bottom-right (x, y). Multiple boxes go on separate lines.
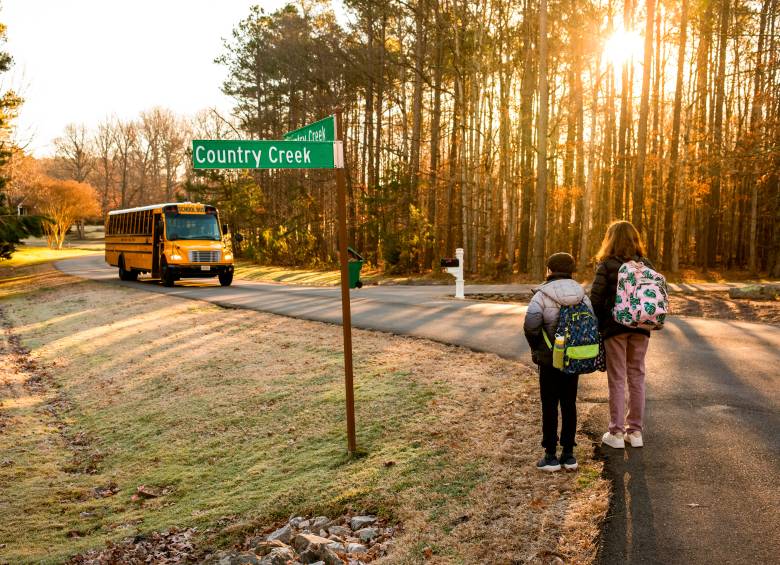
top-left (347, 247), bottom-right (364, 289)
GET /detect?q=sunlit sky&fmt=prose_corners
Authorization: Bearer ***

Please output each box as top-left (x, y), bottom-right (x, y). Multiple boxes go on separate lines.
top-left (3, 0), bottom-right (314, 157)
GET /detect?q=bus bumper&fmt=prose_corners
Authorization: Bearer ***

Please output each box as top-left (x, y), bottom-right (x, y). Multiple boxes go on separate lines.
top-left (167, 264), bottom-right (234, 279)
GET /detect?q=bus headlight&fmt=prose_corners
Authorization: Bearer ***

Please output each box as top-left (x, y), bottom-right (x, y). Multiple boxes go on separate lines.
top-left (170, 253), bottom-right (182, 261)
top-left (224, 253), bottom-right (233, 261)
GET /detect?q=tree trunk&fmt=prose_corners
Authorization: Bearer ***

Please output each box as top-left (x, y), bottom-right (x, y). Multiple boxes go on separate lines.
top-left (427, 0), bottom-right (443, 267)
top-left (573, 54), bottom-right (585, 259)
top-left (578, 59), bottom-right (601, 272)
top-left (695, 1), bottom-right (713, 268)
top-left (518, 0), bottom-right (534, 273)
top-left (615, 0), bottom-right (633, 218)
top-left (532, 0), bottom-right (548, 278)
top-left (500, 43), bottom-right (515, 268)
top-left (748, 0), bottom-right (770, 273)
top-left (707, 0), bottom-right (730, 268)
top-left (663, 0), bottom-right (688, 270)
top-left (409, 0), bottom-right (426, 204)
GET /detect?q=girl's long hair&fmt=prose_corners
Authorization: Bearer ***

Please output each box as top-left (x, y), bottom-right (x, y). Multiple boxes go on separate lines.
top-left (595, 220), bottom-right (646, 263)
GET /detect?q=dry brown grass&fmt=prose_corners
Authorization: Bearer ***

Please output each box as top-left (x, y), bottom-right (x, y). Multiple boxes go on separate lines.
top-left (0, 264), bottom-right (608, 564)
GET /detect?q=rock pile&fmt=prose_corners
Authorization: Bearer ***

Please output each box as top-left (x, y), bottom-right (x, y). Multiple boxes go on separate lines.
top-left (212, 514), bottom-right (395, 565)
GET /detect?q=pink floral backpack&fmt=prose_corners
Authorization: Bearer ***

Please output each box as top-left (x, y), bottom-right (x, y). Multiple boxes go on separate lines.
top-left (612, 260), bottom-right (668, 330)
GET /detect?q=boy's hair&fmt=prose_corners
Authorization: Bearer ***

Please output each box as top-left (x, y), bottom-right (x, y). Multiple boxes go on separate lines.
top-left (546, 252), bottom-right (575, 274)
top-left (595, 220), bottom-right (646, 262)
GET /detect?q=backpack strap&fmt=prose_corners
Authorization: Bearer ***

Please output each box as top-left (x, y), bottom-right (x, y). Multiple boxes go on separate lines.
top-left (543, 329), bottom-right (553, 350)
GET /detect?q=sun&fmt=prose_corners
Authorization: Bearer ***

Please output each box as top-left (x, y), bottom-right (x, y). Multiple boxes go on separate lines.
top-left (603, 28), bottom-right (644, 68)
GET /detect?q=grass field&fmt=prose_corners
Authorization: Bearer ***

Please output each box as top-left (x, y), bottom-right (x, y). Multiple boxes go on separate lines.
top-left (2, 245), bottom-right (101, 268)
top-left (0, 265), bottom-right (608, 564)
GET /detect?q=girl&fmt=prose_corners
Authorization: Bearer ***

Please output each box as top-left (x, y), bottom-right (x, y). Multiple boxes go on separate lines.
top-left (590, 221), bottom-right (653, 449)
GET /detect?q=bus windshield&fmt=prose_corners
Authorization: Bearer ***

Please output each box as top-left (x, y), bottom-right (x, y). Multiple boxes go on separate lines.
top-left (165, 213), bottom-right (221, 241)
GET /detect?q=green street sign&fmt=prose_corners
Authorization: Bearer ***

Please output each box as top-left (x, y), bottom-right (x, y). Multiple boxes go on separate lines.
top-left (192, 139), bottom-right (342, 169)
top-left (283, 115), bottom-right (336, 142)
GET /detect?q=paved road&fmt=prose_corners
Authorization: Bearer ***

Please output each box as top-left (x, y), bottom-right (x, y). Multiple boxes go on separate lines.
top-left (57, 257), bottom-right (780, 565)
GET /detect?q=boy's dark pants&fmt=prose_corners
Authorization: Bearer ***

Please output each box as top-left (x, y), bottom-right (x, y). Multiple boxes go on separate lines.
top-left (539, 364), bottom-right (579, 453)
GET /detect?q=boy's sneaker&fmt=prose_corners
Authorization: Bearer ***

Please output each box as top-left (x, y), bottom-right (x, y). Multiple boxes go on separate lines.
top-left (536, 452), bottom-right (561, 472)
top-left (602, 431), bottom-right (625, 449)
top-left (627, 431), bottom-right (643, 447)
top-left (560, 452), bottom-right (578, 471)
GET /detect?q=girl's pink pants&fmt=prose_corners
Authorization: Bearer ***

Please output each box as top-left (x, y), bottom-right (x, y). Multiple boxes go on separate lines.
top-left (605, 333), bottom-right (650, 435)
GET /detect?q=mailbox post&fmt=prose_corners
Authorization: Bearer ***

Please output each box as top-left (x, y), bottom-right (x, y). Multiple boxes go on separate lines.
top-left (441, 248), bottom-right (465, 299)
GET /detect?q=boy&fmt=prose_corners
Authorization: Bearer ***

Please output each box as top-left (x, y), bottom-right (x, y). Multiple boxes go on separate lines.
top-left (523, 252), bottom-right (592, 472)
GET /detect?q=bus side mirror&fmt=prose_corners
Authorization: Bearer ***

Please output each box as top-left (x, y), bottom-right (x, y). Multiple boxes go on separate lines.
top-left (222, 223), bottom-right (229, 234)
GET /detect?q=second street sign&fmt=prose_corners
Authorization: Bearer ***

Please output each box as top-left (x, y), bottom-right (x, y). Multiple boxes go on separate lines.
top-left (192, 139), bottom-right (342, 170)
top-left (283, 115), bottom-right (336, 142)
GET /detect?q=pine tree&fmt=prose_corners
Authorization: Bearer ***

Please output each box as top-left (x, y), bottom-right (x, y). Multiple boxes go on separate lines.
top-left (0, 21), bottom-right (43, 259)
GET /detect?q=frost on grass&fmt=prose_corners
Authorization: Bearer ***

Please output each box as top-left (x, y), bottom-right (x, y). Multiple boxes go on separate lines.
top-left (0, 265), bottom-right (608, 564)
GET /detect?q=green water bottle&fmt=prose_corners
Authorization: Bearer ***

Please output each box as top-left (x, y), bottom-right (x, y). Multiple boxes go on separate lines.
top-left (553, 334), bottom-right (565, 369)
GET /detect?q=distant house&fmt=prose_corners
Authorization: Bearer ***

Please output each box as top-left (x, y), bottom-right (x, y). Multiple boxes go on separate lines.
top-left (15, 197), bottom-right (29, 216)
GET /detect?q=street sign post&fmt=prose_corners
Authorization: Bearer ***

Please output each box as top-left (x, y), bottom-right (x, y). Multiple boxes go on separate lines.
top-left (329, 111), bottom-right (357, 455)
top-left (192, 139), bottom-right (342, 170)
top-left (286, 113), bottom-right (357, 454)
top-left (192, 113), bottom-right (358, 455)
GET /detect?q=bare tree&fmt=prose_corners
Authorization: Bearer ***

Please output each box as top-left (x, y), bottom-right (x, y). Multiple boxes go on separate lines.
top-left (53, 123), bottom-right (94, 182)
top-left (93, 119), bottom-right (116, 214)
top-left (113, 119), bottom-right (137, 208)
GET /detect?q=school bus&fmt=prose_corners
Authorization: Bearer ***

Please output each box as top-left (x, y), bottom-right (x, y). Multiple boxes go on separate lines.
top-left (105, 202), bottom-right (238, 287)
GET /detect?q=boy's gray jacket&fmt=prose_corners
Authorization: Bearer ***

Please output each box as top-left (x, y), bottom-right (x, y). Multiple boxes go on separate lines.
top-left (523, 278), bottom-right (594, 339)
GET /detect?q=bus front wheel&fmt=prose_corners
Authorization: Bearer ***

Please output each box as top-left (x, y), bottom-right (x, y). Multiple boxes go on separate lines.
top-left (161, 260), bottom-right (175, 287)
top-left (218, 272), bottom-right (233, 287)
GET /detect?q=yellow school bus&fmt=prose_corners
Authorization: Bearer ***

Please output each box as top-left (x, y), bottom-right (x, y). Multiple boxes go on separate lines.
top-left (105, 202), bottom-right (237, 287)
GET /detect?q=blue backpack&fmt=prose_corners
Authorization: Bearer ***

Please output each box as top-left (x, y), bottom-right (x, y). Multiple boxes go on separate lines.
top-left (543, 301), bottom-right (605, 375)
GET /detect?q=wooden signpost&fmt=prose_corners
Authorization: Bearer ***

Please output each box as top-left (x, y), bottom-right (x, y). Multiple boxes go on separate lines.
top-left (192, 111), bottom-right (358, 455)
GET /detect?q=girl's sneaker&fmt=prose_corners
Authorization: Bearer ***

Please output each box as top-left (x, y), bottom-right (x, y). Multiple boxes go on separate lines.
top-left (560, 452), bottom-right (578, 471)
top-left (627, 431), bottom-right (643, 447)
top-left (536, 452), bottom-right (561, 472)
top-left (602, 431), bottom-right (625, 449)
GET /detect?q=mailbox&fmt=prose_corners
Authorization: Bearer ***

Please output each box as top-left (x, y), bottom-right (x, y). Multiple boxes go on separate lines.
top-left (442, 248), bottom-right (465, 299)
